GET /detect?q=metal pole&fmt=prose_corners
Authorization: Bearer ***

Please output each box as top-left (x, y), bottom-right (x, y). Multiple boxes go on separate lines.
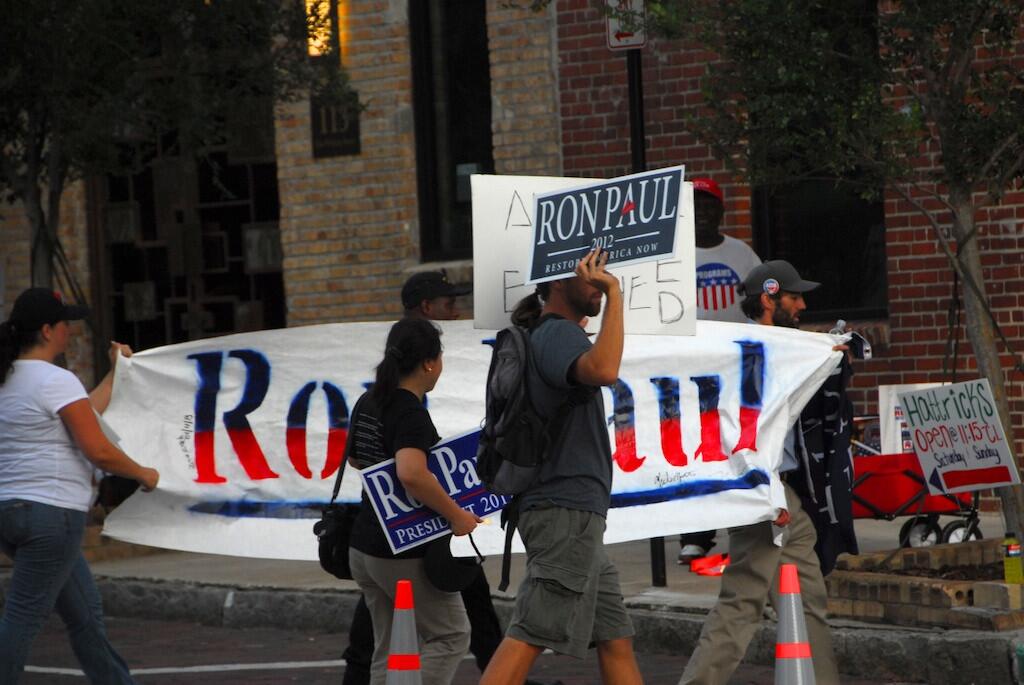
top-left (627, 46), bottom-right (667, 588)
top-left (627, 49), bottom-right (646, 173)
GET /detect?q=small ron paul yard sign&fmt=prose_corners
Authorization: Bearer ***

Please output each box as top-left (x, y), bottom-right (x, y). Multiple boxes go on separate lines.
top-left (526, 165), bottom-right (685, 284)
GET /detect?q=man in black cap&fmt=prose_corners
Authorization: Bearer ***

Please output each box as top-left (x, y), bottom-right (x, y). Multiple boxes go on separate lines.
top-left (738, 259), bottom-right (819, 327)
top-left (678, 260), bottom-right (841, 685)
top-left (401, 269), bottom-right (471, 321)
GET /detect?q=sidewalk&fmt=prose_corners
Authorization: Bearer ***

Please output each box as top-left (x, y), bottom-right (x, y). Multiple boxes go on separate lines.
top-left (3, 512), bottom-right (1020, 683)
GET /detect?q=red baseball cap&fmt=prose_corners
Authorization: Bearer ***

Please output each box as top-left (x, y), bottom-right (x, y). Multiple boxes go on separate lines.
top-left (691, 178), bottom-right (723, 203)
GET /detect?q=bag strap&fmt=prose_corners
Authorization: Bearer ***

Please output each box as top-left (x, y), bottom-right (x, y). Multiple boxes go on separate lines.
top-left (328, 446), bottom-right (348, 505)
top-left (498, 497), bottom-right (520, 592)
top-left (467, 533), bottom-right (485, 563)
top-left (329, 396), bottom-right (362, 505)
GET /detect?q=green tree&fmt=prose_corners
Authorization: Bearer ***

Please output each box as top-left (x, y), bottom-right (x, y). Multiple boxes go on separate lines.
top-left (0, 0), bottom-right (356, 289)
top-left (635, 0), bottom-right (1024, 532)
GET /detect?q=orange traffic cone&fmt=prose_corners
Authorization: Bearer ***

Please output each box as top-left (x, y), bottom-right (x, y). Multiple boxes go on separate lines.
top-left (385, 580), bottom-right (422, 685)
top-left (775, 563), bottom-right (815, 685)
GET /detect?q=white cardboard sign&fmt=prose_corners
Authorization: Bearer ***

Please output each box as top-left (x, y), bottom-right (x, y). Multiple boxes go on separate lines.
top-left (878, 382), bottom-right (941, 454)
top-left (897, 378), bottom-right (1020, 495)
top-left (471, 174), bottom-right (696, 336)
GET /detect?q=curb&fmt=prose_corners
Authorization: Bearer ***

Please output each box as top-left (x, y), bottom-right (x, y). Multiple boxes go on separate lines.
top-left (3, 572), bottom-right (1022, 684)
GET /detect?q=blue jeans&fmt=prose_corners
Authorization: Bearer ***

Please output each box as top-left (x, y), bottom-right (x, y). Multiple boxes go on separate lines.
top-left (0, 499), bottom-right (134, 684)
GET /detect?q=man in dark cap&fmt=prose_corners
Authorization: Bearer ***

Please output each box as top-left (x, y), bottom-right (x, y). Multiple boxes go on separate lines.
top-left (401, 269), bottom-right (471, 321)
top-left (738, 259), bottom-right (819, 327)
top-left (678, 260), bottom-right (842, 685)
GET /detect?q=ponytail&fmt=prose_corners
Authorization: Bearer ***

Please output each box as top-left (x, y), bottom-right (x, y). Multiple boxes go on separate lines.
top-left (369, 318), bottom-right (442, 406)
top-left (510, 283), bottom-right (552, 329)
top-left (0, 321), bottom-right (39, 385)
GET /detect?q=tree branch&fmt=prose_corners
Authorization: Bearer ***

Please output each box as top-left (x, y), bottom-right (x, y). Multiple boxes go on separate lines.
top-left (977, 131), bottom-right (1020, 186)
top-left (0, 148), bottom-right (27, 199)
top-left (992, 148), bottom-right (1024, 202)
top-left (941, 2), bottom-right (992, 93)
top-left (891, 183), bottom-right (966, 274)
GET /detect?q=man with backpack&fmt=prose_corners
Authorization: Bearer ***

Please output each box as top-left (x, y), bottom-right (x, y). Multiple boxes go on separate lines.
top-left (479, 248), bottom-right (642, 685)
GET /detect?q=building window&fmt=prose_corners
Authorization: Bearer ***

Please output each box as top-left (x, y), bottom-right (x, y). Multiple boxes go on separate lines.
top-left (749, 1), bottom-right (886, 323)
top-left (409, 0), bottom-right (494, 261)
top-left (753, 180), bottom-right (888, 322)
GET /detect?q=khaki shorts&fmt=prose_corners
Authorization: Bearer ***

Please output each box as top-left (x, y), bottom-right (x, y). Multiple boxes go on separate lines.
top-left (507, 506), bottom-right (634, 658)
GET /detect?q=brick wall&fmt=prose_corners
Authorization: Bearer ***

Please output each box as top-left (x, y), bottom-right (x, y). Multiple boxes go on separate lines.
top-left (274, 0), bottom-right (563, 325)
top-left (552, 2), bottom-right (1024, 479)
top-left (487, 0), bottom-right (562, 177)
top-left (275, 0), bottom-right (420, 326)
top-left (0, 206), bottom-right (31, 320)
top-left (555, 0), bottom-right (753, 243)
top-left (0, 182), bottom-right (96, 383)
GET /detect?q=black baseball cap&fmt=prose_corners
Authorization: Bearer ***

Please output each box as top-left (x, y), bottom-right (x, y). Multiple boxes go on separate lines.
top-left (738, 260), bottom-right (820, 297)
top-left (401, 270), bottom-right (471, 309)
top-left (8, 288), bottom-right (90, 331)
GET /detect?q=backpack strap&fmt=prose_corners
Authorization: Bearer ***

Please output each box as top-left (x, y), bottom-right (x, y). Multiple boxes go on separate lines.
top-left (498, 497), bottom-right (520, 592)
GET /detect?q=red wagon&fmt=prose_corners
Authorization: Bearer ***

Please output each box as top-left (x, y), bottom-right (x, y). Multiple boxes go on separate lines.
top-left (851, 452), bottom-right (982, 547)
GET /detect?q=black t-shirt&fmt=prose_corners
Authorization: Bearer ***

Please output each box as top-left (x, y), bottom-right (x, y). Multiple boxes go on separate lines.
top-left (348, 389), bottom-right (440, 559)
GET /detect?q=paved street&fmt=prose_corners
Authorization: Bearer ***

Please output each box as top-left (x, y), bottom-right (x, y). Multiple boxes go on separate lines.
top-left (23, 615), bottom-right (904, 685)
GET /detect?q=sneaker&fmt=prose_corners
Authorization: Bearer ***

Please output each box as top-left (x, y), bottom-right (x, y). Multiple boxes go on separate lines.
top-left (677, 544), bottom-right (709, 564)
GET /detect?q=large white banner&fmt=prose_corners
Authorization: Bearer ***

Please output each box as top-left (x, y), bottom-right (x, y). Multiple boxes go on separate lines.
top-left (471, 174), bottom-right (697, 336)
top-left (102, 320), bottom-right (842, 559)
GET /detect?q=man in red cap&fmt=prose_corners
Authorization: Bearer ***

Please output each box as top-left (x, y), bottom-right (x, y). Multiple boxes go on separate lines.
top-left (692, 178), bottom-right (761, 324)
top-left (678, 178), bottom-right (763, 565)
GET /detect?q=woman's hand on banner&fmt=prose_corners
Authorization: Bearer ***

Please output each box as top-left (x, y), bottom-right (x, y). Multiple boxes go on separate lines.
top-left (107, 341), bottom-right (134, 371)
top-left (138, 467), bottom-right (160, 492)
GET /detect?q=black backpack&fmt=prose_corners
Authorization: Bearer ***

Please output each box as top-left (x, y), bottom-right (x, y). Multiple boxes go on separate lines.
top-left (476, 322), bottom-right (579, 495)
top-left (475, 316), bottom-right (591, 589)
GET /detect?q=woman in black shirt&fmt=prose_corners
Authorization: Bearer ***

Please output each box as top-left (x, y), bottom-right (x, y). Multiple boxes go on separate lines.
top-left (347, 318), bottom-right (480, 685)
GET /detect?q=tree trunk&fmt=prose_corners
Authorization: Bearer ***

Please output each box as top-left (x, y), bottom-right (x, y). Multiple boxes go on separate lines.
top-left (26, 186), bottom-right (54, 288)
top-left (952, 191), bottom-right (1024, 535)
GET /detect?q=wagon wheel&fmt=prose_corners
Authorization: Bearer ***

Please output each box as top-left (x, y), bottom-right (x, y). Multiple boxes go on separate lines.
top-left (941, 519), bottom-right (983, 544)
top-left (899, 516), bottom-right (942, 547)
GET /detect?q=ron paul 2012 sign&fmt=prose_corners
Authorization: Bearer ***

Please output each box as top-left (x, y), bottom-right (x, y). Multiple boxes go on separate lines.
top-left (526, 166), bottom-right (685, 284)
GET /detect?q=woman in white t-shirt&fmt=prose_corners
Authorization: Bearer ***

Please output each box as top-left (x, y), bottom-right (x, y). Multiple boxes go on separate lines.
top-left (0, 288), bottom-right (160, 684)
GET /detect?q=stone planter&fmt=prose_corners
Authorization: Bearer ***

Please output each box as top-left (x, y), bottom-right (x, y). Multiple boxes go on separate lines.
top-left (827, 538), bottom-right (1024, 630)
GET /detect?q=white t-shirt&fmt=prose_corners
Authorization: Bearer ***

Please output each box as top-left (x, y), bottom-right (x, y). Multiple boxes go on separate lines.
top-left (695, 235), bottom-right (762, 323)
top-left (0, 360), bottom-right (94, 511)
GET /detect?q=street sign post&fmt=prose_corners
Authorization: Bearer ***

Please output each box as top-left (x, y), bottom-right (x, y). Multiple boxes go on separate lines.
top-left (606, 0), bottom-right (647, 51)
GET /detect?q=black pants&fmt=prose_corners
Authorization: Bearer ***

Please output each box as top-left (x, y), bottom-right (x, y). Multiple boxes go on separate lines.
top-left (342, 566), bottom-right (503, 684)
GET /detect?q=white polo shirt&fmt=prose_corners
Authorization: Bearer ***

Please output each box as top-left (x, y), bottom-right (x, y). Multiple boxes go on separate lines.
top-left (0, 360), bottom-right (94, 511)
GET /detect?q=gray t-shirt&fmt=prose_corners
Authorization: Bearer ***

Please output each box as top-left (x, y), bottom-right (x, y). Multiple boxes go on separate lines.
top-left (518, 316), bottom-right (613, 517)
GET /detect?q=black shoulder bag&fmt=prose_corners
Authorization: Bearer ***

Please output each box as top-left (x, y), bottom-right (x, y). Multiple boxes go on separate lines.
top-left (313, 429), bottom-right (359, 580)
